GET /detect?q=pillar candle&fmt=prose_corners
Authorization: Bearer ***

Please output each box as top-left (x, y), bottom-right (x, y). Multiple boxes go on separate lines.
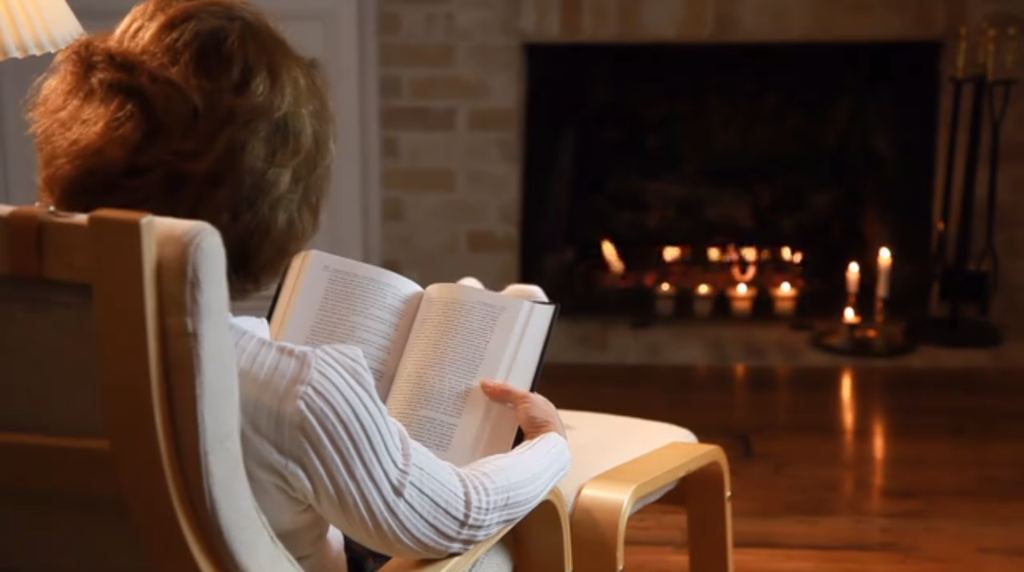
top-left (771, 281), bottom-right (799, 317)
top-left (876, 247), bottom-right (892, 299)
top-left (693, 283), bottom-right (715, 318)
top-left (846, 261), bottom-right (860, 295)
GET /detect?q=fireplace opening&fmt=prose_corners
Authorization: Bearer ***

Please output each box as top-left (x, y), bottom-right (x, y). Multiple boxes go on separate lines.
top-left (520, 42), bottom-right (941, 320)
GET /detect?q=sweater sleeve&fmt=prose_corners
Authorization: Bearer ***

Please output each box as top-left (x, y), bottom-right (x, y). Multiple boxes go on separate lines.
top-left (289, 343), bottom-right (571, 559)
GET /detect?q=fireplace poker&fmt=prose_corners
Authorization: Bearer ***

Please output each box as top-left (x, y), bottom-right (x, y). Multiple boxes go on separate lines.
top-left (934, 27), bottom-right (970, 273)
top-left (976, 27), bottom-right (1017, 315)
top-left (948, 26), bottom-right (991, 326)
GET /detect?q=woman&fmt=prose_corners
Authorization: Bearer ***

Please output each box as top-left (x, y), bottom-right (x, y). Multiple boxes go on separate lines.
top-left (26, 1), bottom-right (571, 571)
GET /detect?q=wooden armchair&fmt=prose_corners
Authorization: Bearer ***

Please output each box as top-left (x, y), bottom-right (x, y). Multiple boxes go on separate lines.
top-left (0, 204), bottom-right (571, 572)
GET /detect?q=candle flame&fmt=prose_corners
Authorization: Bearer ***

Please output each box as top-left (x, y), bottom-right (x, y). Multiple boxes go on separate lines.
top-left (707, 247), bottom-right (722, 263)
top-left (740, 246), bottom-right (758, 263)
top-left (697, 283), bottom-right (711, 295)
top-left (736, 283), bottom-right (748, 295)
top-left (658, 281), bottom-right (672, 292)
top-left (793, 251), bottom-right (804, 264)
top-left (844, 306), bottom-right (857, 321)
top-left (600, 239), bottom-right (625, 275)
top-left (781, 246), bottom-right (793, 262)
top-left (662, 246), bottom-right (682, 263)
top-left (848, 261), bottom-right (860, 274)
top-left (781, 281), bottom-right (792, 293)
top-left (879, 246), bottom-right (892, 261)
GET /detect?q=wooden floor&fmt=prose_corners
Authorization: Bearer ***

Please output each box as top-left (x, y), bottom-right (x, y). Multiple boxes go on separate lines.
top-left (541, 365), bottom-right (1024, 571)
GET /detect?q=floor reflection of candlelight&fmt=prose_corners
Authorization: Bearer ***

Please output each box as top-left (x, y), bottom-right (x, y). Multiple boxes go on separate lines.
top-left (772, 281), bottom-right (798, 317)
top-left (654, 281), bottom-right (677, 318)
top-left (728, 282), bottom-right (756, 318)
top-left (693, 283), bottom-right (715, 318)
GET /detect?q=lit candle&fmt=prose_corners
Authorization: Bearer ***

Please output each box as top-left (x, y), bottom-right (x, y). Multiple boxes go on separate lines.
top-left (846, 261), bottom-right (860, 295)
top-left (654, 281), bottom-right (677, 318)
top-left (728, 282), bottom-right (757, 318)
top-left (662, 246), bottom-right (682, 264)
top-left (693, 283), bottom-right (715, 318)
top-left (876, 247), bottom-right (892, 299)
top-left (771, 281), bottom-right (799, 318)
top-left (842, 306), bottom-right (862, 325)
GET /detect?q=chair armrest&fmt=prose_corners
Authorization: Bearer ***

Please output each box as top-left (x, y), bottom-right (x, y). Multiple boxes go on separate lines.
top-left (377, 526), bottom-right (512, 572)
top-left (379, 488), bottom-right (572, 572)
top-left (570, 442), bottom-right (731, 571)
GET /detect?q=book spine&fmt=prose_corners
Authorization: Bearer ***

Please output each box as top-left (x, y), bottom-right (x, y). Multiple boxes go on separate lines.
top-left (512, 301), bottom-right (560, 448)
top-left (265, 269), bottom-right (287, 321)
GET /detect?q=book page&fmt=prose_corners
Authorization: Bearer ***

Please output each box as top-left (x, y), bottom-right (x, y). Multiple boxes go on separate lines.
top-left (271, 251), bottom-right (423, 399)
top-left (384, 284), bottom-right (554, 466)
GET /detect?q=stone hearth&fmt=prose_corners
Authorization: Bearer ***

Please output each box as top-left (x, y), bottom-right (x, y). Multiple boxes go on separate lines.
top-left (378, 0), bottom-right (1024, 364)
top-left (548, 318), bottom-right (1024, 366)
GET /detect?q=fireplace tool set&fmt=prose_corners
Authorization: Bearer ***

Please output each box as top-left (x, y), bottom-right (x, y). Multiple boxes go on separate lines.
top-left (917, 23), bottom-right (1018, 348)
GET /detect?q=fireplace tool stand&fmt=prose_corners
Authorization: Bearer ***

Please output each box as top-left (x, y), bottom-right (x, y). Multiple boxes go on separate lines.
top-left (917, 26), bottom-right (1013, 348)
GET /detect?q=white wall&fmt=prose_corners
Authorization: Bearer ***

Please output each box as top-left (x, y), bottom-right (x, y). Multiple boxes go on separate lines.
top-left (0, 0), bottom-right (381, 316)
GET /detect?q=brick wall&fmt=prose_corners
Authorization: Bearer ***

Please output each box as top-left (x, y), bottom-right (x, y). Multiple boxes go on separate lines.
top-left (378, 0), bottom-right (1024, 346)
top-left (378, 0), bottom-right (523, 288)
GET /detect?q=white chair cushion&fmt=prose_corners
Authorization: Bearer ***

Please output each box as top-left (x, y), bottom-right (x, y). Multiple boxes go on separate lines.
top-left (557, 410), bottom-right (698, 514)
top-left (153, 217), bottom-right (302, 572)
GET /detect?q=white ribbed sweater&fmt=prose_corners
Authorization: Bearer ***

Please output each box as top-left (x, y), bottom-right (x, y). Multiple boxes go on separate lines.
top-left (230, 316), bottom-right (571, 572)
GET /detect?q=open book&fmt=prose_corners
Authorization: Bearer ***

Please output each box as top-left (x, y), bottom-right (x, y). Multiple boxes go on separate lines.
top-left (267, 250), bottom-right (558, 467)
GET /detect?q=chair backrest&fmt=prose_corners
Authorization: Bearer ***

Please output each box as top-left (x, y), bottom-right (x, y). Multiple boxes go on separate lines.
top-left (0, 204), bottom-right (300, 572)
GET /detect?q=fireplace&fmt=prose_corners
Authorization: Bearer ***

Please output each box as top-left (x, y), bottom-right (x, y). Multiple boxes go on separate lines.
top-left (520, 42), bottom-right (941, 320)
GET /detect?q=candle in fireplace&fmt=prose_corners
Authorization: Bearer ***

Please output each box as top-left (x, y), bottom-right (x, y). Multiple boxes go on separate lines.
top-left (693, 283), bottom-right (715, 318)
top-left (842, 306), bottom-right (862, 338)
top-left (728, 282), bottom-right (756, 318)
top-left (662, 246), bottom-right (683, 264)
top-left (654, 281), bottom-right (677, 318)
top-left (846, 261), bottom-right (860, 296)
top-left (843, 306), bottom-right (861, 324)
top-left (876, 247), bottom-right (892, 299)
top-left (771, 281), bottom-right (798, 317)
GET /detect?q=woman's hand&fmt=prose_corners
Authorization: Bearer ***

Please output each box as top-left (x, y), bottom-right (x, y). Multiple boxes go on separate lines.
top-left (480, 380), bottom-right (567, 441)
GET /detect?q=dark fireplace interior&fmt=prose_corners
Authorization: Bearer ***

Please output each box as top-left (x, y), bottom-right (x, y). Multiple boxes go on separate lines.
top-left (520, 42), bottom-right (941, 320)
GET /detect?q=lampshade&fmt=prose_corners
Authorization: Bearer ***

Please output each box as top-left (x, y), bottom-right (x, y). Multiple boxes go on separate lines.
top-left (0, 0), bottom-right (84, 61)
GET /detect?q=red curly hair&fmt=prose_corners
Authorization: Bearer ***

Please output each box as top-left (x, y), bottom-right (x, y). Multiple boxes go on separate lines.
top-left (27, 0), bottom-right (334, 300)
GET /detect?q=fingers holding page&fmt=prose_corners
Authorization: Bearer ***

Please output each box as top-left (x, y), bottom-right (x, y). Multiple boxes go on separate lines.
top-left (479, 379), bottom-right (525, 406)
top-left (479, 379), bottom-right (566, 441)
